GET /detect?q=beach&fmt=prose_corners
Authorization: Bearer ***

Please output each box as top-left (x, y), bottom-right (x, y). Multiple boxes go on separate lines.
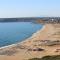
top-left (0, 23), bottom-right (60, 60)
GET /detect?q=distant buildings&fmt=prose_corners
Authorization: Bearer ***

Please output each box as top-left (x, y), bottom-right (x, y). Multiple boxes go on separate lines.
top-left (37, 17), bottom-right (60, 23)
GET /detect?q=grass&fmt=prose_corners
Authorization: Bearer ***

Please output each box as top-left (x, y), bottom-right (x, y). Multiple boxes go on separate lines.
top-left (28, 55), bottom-right (60, 60)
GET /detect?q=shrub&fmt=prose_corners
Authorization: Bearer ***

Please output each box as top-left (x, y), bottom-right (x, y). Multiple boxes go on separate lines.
top-left (28, 55), bottom-right (60, 60)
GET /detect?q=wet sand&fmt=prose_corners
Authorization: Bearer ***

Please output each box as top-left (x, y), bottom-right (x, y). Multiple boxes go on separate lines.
top-left (0, 24), bottom-right (60, 60)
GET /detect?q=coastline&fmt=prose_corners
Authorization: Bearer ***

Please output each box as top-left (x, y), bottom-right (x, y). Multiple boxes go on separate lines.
top-left (0, 24), bottom-right (60, 60)
top-left (0, 25), bottom-right (45, 50)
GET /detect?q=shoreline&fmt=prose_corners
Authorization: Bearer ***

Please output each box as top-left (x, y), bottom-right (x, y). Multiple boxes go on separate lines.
top-left (0, 25), bottom-right (45, 50)
top-left (0, 24), bottom-right (60, 60)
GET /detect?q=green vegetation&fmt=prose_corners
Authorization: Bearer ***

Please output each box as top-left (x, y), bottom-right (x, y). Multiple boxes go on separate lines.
top-left (28, 55), bottom-right (60, 60)
top-left (29, 58), bottom-right (40, 60)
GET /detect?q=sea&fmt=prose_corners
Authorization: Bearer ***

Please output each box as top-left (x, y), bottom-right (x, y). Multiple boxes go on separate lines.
top-left (0, 22), bottom-right (43, 47)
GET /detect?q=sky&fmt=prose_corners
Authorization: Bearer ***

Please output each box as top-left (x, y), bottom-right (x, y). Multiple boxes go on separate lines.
top-left (0, 0), bottom-right (60, 18)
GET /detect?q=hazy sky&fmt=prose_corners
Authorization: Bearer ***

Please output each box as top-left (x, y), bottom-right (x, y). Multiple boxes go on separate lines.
top-left (0, 0), bottom-right (60, 18)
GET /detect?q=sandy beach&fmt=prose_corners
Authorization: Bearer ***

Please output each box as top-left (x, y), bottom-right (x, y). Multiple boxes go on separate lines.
top-left (0, 23), bottom-right (60, 60)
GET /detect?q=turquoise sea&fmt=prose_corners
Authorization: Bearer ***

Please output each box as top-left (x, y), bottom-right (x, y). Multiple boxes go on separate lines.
top-left (0, 22), bottom-right (43, 47)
